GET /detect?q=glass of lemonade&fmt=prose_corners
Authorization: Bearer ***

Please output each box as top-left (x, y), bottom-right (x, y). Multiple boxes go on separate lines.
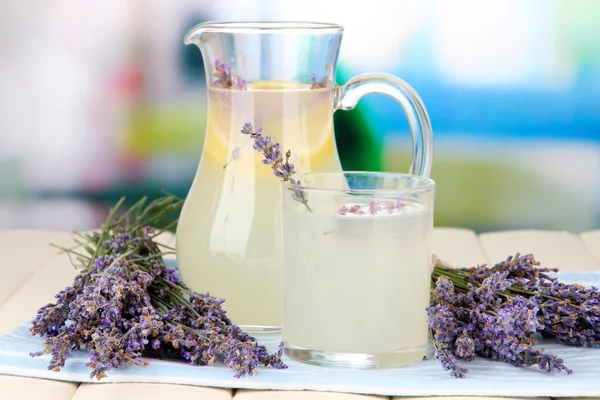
top-left (281, 172), bottom-right (435, 368)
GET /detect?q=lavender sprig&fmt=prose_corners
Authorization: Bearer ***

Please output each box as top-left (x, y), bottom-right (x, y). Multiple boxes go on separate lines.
top-left (30, 195), bottom-right (286, 379)
top-left (213, 60), bottom-right (248, 90)
top-left (241, 122), bottom-right (311, 212)
top-left (427, 273), bottom-right (573, 378)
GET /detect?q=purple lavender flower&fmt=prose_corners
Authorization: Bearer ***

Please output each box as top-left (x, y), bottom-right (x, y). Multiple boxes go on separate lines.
top-left (385, 201), bottom-right (396, 214)
top-left (435, 346), bottom-right (469, 378)
top-left (310, 64), bottom-right (332, 89)
top-left (461, 253), bottom-right (558, 285)
top-left (454, 333), bottom-right (476, 361)
top-left (215, 60), bottom-right (230, 77)
top-left (105, 233), bottom-right (140, 253)
top-left (337, 200), bottom-right (406, 216)
top-left (432, 276), bottom-right (458, 305)
top-left (240, 122), bottom-right (254, 135)
top-left (253, 135), bottom-right (271, 151)
top-left (310, 73), bottom-right (328, 89)
top-left (231, 74), bottom-right (248, 91)
top-left (350, 205), bottom-right (364, 215)
top-left (93, 255), bottom-right (114, 272)
top-left (240, 122), bottom-right (310, 209)
top-left (225, 342), bottom-right (260, 378)
top-left (262, 143), bottom-right (281, 165)
top-left (427, 303), bottom-right (459, 344)
top-left (268, 342), bottom-right (288, 370)
top-left (289, 184), bottom-right (308, 205)
top-left (368, 202), bottom-right (379, 215)
top-left (539, 353), bottom-right (573, 374)
top-left (279, 158), bottom-right (295, 175)
top-left (213, 60), bottom-right (248, 90)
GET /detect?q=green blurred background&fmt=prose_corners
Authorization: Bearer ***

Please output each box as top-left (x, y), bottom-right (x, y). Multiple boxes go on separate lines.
top-left (0, 0), bottom-right (598, 233)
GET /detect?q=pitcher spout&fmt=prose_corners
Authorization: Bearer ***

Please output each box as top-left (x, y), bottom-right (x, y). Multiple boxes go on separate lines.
top-left (184, 22), bottom-right (206, 46)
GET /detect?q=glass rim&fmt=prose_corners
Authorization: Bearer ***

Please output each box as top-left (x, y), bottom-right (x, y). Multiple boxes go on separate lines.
top-left (281, 171), bottom-right (435, 194)
top-left (187, 21), bottom-right (344, 34)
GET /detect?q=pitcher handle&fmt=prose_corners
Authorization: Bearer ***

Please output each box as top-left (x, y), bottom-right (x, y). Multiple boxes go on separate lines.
top-left (336, 73), bottom-right (433, 178)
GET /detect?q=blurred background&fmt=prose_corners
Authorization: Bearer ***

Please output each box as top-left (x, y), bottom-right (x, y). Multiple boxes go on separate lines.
top-left (0, 0), bottom-right (599, 233)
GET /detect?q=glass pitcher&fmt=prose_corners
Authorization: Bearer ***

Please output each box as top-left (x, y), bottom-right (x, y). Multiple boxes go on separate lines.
top-left (178, 21), bottom-right (433, 332)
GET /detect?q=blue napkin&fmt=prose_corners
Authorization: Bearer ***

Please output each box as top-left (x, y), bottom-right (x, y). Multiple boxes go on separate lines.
top-left (0, 271), bottom-right (599, 397)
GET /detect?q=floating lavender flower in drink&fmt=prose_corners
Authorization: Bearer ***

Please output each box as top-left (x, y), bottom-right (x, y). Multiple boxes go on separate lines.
top-left (310, 63), bottom-right (332, 89)
top-left (213, 60), bottom-right (248, 90)
top-left (310, 73), bottom-right (328, 89)
top-left (338, 200), bottom-right (405, 216)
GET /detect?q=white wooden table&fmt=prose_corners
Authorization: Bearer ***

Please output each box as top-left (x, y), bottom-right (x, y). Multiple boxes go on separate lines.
top-left (1, 228), bottom-right (599, 400)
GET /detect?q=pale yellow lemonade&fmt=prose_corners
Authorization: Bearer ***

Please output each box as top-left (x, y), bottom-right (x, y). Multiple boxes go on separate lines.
top-left (176, 81), bottom-right (342, 328)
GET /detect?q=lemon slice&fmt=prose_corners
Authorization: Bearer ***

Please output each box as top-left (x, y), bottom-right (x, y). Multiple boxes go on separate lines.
top-left (249, 79), bottom-right (307, 91)
top-left (297, 126), bottom-right (336, 167)
top-left (201, 123), bottom-right (228, 165)
top-left (249, 80), bottom-right (334, 162)
top-left (202, 80), bottom-right (336, 169)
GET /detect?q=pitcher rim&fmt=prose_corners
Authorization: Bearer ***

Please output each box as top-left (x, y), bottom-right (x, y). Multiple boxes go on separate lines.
top-left (187, 21), bottom-right (344, 34)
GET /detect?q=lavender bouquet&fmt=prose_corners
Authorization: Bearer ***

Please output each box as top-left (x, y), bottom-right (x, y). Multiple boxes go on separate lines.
top-left (430, 253), bottom-right (600, 377)
top-left (29, 195), bottom-right (286, 379)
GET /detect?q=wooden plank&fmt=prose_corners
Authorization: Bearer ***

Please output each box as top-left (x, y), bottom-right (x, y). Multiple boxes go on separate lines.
top-left (0, 231), bottom-right (81, 400)
top-left (556, 398), bottom-right (600, 400)
top-left (0, 230), bottom-right (72, 306)
top-left (0, 375), bottom-right (78, 400)
top-left (430, 228), bottom-right (488, 268)
top-left (156, 231), bottom-right (176, 247)
top-left (0, 239), bottom-right (81, 335)
top-left (235, 390), bottom-right (387, 400)
top-left (580, 230), bottom-right (600, 262)
top-left (392, 397), bottom-right (550, 400)
top-left (155, 231), bottom-right (176, 258)
top-left (72, 383), bottom-right (232, 400)
top-left (478, 230), bottom-right (600, 272)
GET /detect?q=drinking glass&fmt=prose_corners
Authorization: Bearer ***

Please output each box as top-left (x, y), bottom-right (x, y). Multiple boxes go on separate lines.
top-left (281, 172), bottom-right (435, 368)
